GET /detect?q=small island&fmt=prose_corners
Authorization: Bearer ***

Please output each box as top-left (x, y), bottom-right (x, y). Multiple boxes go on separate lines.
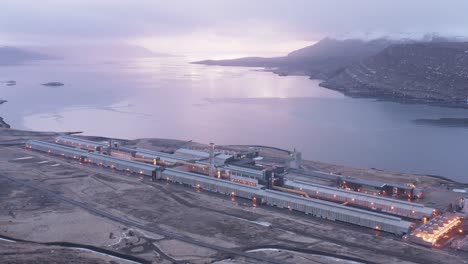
top-left (1, 80), bottom-right (16, 86)
top-left (41, 82), bottom-right (64, 87)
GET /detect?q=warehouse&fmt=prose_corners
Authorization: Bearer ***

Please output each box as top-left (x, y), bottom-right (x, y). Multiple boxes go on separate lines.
top-left (339, 176), bottom-right (415, 199)
top-left (285, 180), bottom-right (435, 219)
top-left (55, 135), bottom-right (107, 152)
top-left (262, 189), bottom-right (413, 235)
top-left (162, 168), bottom-right (260, 200)
top-left (27, 140), bottom-right (161, 177)
top-left (84, 152), bottom-right (161, 176)
top-left (26, 140), bottom-right (88, 159)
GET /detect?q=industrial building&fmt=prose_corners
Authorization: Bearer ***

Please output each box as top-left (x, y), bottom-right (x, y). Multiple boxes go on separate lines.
top-left (55, 135), bottom-right (107, 152)
top-left (84, 152), bottom-right (163, 177)
top-left (26, 140), bottom-right (88, 158)
top-left (408, 214), bottom-right (463, 246)
top-left (26, 139), bottom-right (415, 235)
top-left (174, 148), bottom-right (210, 160)
top-left (262, 189), bottom-right (413, 235)
top-left (214, 153), bottom-right (234, 165)
top-left (285, 180), bottom-right (435, 220)
top-left (339, 176), bottom-right (417, 199)
top-left (134, 147), bottom-right (194, 164)
top-left (27, 140), bottom-right (162, 177)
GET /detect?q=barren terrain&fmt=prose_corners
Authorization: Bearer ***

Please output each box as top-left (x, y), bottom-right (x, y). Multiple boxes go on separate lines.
top-left (0, 129), bottom-right (467, 263)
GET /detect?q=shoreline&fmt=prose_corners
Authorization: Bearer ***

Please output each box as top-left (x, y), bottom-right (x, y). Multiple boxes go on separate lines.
top-left (0, 93), bottom-right (466, 184)
top-left (0, 123), bottom-right (465, 185)
top-left (245, 66), bottom-right (468, 109)
top-left (0, 100), bottom-right (10, 128)
top-left (318, 81), bottom-right (468, 109)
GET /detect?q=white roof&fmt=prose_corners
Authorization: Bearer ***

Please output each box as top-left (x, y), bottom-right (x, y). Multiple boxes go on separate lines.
top-left (286, 180), bottom-right (434, 215)
top-left (56, 135), bottom-right (107, 147)
top-left (175, 148), bottom-right (210, 159)
top-left (215, 154), bottom-right (233, 160)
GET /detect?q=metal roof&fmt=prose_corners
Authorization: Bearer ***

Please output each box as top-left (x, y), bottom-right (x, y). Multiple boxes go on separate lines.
top-left (175, 148), bottom-right (210, 159)
top-left (164, 168), bottom-right (261, 192)
top-left (28, 140), bottom-right (88, 154)
top-left (136, 148), bottom-right (194, 162)
top-left (30, 140), bottom-right (159, 171)
top-left (223, 164), bottom-right (264, 175)
top-left (86, 152), bottom-right (159, 170)
top-left (56, 135), bottom-right (107, 147)
top-left (215, 154), bottom-right (233, 160)
top-left (263, 189), bottom-right (413, 229)
top-left (289, 169), bottom-right (340, 181)
top-left (340, 176), bottom-right (387, 188)
top-left (287, 180), bottom-right (434, 215)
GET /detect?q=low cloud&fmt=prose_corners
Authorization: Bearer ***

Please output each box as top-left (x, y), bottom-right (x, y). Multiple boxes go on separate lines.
top-left (2, 0), bottom-right (468, 54)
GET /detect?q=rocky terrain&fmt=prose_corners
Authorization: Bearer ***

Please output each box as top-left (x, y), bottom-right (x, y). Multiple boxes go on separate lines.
top-left (195, 37), bottom-right (468, 106)
top-left (0, 128), bottom-right (466, 264)
top-left (0, 100), bottom-right (10, 128)
top-left (321, 42), bottom-right (468, 105)
top-left (194, 38), bottom-right (393, 79)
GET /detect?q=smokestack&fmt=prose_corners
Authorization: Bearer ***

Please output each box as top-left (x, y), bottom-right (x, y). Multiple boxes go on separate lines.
top-left (209, 143), bottom-right (215, 177)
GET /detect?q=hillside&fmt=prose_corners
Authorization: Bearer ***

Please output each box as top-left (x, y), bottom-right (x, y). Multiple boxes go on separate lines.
top-left (194, 37), bottom-right (468, 106)
top-left (320, 42), bottom-right (468, 105)
top-left (193, 38), bottom-right (393, 79)
top-left (0, 46), bottom-right (55, 64)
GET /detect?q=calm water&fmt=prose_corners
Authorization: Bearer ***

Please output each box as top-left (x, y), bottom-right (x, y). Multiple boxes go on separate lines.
top-left (1, 57), bottom-right (467, 183)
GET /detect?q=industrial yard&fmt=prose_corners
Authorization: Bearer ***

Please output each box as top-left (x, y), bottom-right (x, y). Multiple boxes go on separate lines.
top-left (0, 128), bottom-right (467, 264)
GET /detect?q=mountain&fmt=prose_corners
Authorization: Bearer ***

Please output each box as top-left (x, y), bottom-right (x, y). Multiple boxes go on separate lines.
top-left (194, 37), bottom-right (468, 106)
top-left (320, 42), bottom-right (468, 104)
top-left (0, 46), bottom-right (56, 64)
top-left (286, 37), bottom-right (391, 58)
top-left (28, 44), bottom-right (176, 60)
top-left (193, 38), bottom-right (394, 79)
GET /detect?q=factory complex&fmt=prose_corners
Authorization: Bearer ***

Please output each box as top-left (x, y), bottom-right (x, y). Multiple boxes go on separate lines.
top-left (26, 135), bottom-right (467, 246)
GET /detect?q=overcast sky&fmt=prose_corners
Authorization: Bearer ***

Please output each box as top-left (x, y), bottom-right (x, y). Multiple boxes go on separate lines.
top-left (2, 0), bottom-right (468, 57)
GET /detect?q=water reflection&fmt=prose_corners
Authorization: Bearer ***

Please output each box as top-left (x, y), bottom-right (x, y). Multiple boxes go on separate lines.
top-left (1, 57), bottom-right (467, 182)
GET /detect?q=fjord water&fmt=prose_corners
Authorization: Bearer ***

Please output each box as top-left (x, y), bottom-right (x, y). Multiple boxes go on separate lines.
top-left (1, 57), bottom-right (467, 182)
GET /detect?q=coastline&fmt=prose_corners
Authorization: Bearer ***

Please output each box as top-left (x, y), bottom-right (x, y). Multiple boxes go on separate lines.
top-left (232, 65), bottom-right (468, 109)
top-left (3, 127), bottom-right (464, 186)
top-left (0, 100), bottom-right (10, 128)
top-left (0, 94), bottom-right (465, 184)
top-left (318, 81), bottom-right (468, 109)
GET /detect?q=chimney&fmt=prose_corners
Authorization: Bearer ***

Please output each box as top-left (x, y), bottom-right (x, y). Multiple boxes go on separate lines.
top-left (209, 143), bottom-right (215, 177)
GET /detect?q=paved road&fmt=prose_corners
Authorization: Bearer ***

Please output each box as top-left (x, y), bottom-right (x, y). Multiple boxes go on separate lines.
top-left (0, 172), bottom-right (286, 264)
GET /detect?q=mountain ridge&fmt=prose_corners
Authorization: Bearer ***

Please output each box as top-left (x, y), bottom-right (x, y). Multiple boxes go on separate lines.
top-left (193, 37), bottom-right (468, 106)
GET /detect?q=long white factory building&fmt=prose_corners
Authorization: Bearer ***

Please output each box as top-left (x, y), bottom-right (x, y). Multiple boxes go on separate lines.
top-left (285, 180), bottom-right (435, 220)
top-left (26, 139), bottom-right (415, 235)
